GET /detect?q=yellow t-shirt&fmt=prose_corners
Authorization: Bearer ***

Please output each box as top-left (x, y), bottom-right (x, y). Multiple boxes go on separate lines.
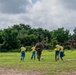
top-left (59, 46), bottom-right (64, 52)
top-left (54, 48), bottom-right (58, 51)
top-left (21, 47), bottom-right (26, 51)
top-left (55, 44), bottom-right (60, 51)
top-left (31, 46), bottom-right (35, 52)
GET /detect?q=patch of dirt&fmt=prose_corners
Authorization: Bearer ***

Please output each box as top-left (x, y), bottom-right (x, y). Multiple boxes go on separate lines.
top-left (57, 69), bottom-right (76, 75)
top-left (65, 71), bottom-right (76, 75)
top-left (0, 68), bottom-right (76, 75)
top-left (0, 68), bottom-right (42, 75)
top-left (65, 70), bottom-right (76, 75)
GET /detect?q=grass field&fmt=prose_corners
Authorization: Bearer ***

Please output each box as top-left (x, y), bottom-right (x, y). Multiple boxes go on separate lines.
top-left (0, 50), bottom-right (76, 75)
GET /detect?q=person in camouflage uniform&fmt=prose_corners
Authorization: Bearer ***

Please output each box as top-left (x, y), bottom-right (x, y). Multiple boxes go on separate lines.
top-left (35, 40), bottom-right (44, 61)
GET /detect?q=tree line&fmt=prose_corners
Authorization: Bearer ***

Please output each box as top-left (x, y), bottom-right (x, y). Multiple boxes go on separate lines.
top-left (0, 24), bottom-right (76, 52)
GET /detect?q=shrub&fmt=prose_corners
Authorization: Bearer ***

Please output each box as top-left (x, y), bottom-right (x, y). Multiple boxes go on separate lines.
top-left (26, 46), bottom-right (32, 52)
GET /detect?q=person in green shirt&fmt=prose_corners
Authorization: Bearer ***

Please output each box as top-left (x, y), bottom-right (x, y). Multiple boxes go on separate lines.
top-left (20, 45), bottom-right (26, 61)
top-left (31, 46), bottom-right (36, 60)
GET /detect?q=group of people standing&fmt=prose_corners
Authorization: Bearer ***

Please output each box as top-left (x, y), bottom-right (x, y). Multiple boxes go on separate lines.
top-left (54, 44), bottom-right (65, 61)
top-left (20, 40), bottom-right (44, 61)
top-left (20, 40), bottom-right (65, 61)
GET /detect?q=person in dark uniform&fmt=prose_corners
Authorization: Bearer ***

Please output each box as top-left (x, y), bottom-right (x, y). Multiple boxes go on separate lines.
top-left (35, 40), bottom-right (44, 61)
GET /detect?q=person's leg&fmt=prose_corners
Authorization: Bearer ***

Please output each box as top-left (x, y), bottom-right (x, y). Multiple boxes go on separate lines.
top-left (55, 51), bottom-right (59, 61)
top-left (55, 54), bottom-right (57, 61)
top-left (31, 53), bottom-right (33, 59)
top-left (22, 57), bottom-right (24, 61)
top-left (38, 54), bottom-right (41, 61)
top-left (37, 53), bottom-right (41, 61)
top-left (21, 57), bottom-right (22, 60)
top-left (34, 56), bottom-right (35, 60)
top-left (23, 52), bottom-right (25, 61)
top-left (31, 55), bottom-right (33, 59)
top-left (37, 54), bottom-right (40, 61)
top-left (61, 57), bottom-right (63, 60)
top-left (33, 52), bottom-right (36, 60)
top-left (38, 51), bottom-right (42, 61)
top-left (55, 55), bottom-right (59, 61)
top-left (57, 55), bottom-right (59, 60)
top-left (37, 52), bottom-right (39, 61)
top-left (60, 52), bottom-right (63, 61)
top-left (37, 51), bottom-right (42, 61)
top-left (21, 51), bottom-right (24, 60)
top-left (57, 51), bottom-right (59, 61)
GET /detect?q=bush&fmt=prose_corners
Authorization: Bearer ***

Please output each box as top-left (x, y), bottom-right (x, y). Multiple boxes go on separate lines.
top-left (11, 49), bottom-right (20, 52)
top-left (64, 45), bottom-right (71, 50)
top-left (26, 46), bottom-right (32, 52)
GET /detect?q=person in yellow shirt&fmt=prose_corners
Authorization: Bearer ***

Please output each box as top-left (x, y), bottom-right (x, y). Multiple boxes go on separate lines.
top-left (31, 46), bottom-right (36, 60)
top-left (54, 44), bottom-right (60, 61)
top-left (21, 45), bottom-right (26, 61)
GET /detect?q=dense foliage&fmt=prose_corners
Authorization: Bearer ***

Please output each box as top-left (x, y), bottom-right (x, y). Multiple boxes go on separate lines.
top-left (0, 24), bottom-right (76, 52)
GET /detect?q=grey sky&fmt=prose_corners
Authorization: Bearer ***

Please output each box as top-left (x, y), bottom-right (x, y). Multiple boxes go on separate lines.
top-left (0, 0), bottom-right (76, 34)
top-left (59, 0), bottom-right (76, 10)
top-left (0, 0), bottom-right (29, 14)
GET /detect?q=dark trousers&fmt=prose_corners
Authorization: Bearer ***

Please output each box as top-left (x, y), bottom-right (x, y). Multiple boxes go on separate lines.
top-left (21, 51), bottom-right (25, 60)
top-left (37, 51), bottom-right (42, 61)
top-left (60, 52), bottom-right (64, 60)
top-left (55, 51), bottom-right (59, 61)
top-left (31, 52), bottom-right (36, 60)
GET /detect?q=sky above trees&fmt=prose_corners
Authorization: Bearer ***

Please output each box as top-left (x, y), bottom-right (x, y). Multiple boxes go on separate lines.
top-left (0, 0), bottom-right (76, 34)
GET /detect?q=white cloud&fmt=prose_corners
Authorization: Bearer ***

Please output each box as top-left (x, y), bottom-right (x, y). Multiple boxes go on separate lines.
top-left (27, 0), bottom-right (76, 33)
top-left (0, 0), bottom-right (76, 34)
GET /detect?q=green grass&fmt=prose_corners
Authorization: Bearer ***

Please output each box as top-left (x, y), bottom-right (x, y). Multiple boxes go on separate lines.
top-left (0, 50), bottom-right (76, 75)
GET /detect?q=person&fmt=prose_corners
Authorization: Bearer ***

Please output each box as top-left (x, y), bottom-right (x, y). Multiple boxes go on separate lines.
top-left (54, 44), bottom-right (60, 61)
top-left (35, 40), bottom-right (44, 61)
top-left (59, 44), bottom-right (64, 61)
top-left (20, 45), bottom-right (26, 61)
top-left (31, 46), bottom-right (36, 60)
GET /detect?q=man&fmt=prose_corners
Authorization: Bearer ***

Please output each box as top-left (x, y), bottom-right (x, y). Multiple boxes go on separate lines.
top-left (35, 40), bottom-right (44, 61)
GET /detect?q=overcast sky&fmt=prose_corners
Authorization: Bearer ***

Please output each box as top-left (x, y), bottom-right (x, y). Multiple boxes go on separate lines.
top-left (0, 0), bottom-right (76, 34)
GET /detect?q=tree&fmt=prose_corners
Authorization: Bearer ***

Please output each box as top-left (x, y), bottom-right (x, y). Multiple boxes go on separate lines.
top-left (0, 30), bottom-right (4, 43)
top-left (73, 27), bottom-right (76, 34)
top-left (2, 28), bottom-right (20, 50)
top-left (50, 37), bottom-right (58, 49)
top-left (50, 28), bottom-right (70, 43)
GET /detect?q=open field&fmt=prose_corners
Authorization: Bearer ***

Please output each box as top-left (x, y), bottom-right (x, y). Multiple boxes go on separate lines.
top-left (0, 50), bottom-right (76, 75)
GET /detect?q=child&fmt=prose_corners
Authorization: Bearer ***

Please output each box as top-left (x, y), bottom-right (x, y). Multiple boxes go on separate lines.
top-left (59, 45), bottom-right (64, 61)
top-left (21, 45), bottom-right (26, 61)
top-left (31, 46), bottom-right (36, 60)
top-left (54, 44), bottom-right (60, 61)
